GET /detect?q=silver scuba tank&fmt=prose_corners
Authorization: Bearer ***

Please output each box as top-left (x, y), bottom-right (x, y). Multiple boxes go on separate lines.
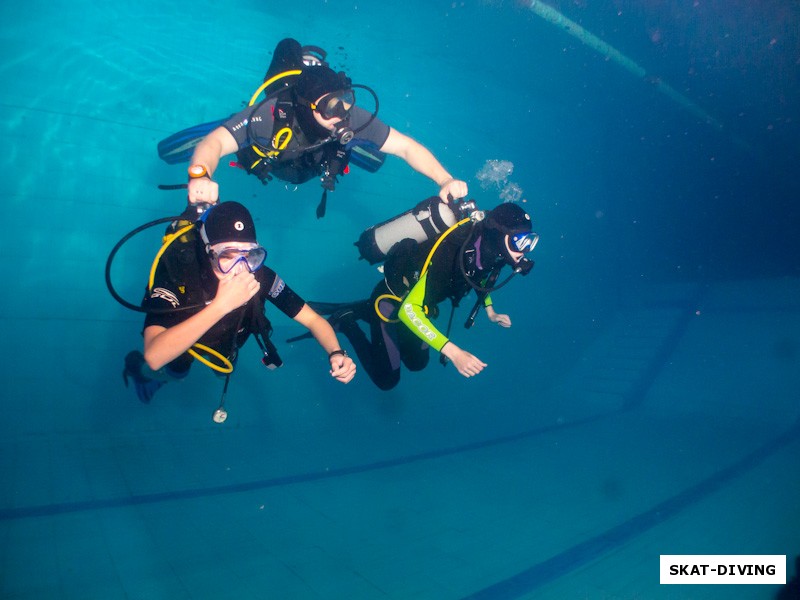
top-left (355, 196), bottom-right (459, 264)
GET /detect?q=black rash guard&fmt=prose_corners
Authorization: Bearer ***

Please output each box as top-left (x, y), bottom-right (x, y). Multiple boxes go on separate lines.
top-left (144, 245), bottom-right (305, 367)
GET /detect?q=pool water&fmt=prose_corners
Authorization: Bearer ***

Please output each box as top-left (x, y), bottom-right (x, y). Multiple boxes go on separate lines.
top-left (1, 1), bottom-right (799, 598)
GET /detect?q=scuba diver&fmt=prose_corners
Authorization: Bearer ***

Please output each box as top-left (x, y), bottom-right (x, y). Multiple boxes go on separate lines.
top-left (121, 201), bottom-right (356, 408)
top-left (304, 199), bottom-right (537, 390)
top-left (165, 38), bottom-right (468, 217)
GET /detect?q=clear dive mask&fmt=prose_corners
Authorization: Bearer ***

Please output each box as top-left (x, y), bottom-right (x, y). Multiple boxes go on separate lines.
top-left (210, 246), bottom-right (267, 274)
top-left (509, 231), bottom-right (539, 253)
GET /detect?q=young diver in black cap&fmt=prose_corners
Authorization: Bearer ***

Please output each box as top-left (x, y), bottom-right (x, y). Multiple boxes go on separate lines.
top-left (123, 201), bottom-right (356, 403)
top-left (308, 200), bottom-right (537, 391)
top-left (186, 51), bottom-right (468, 215)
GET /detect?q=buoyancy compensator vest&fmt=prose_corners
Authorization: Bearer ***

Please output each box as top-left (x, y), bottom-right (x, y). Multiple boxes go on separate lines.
top-left (235, 38), bottom-right (339, 184)
top-left (234, 38), bottom-right (379, 218)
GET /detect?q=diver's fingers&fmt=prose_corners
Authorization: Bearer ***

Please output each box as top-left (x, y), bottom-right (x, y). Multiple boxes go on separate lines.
top-left (456, 353), bottom-right (487, 378)
top-left (438, 178), bottom-right (468, 203)
top-left (215, 272), bottom-right (259, 311)
top-left (246, 276), bottom-right (261, 298)
top-left (188, 177), bottom-right (219, 205)
top-left (330, 356), bottom-right (356, 383)
top-left (335, 368), bottom-right (356, 383)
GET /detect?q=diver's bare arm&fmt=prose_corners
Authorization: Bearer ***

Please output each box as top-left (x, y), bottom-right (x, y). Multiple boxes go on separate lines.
top-left (143, 272), bottom-right (259, 370)
top-left (142, 304), bottom-right (228, 370)
top-left (485, 305), bottom-right (512, 327)
top-left (189, 127), bottom-right (238, 176)
top-left (292, 304), bottom-right (356, 383)
top-left (187, 127), bottom-right (238, 204)
top-left (380, 128), bottom-right (468, 201)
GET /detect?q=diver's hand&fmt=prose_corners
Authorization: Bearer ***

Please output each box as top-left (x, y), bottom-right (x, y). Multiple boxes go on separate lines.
top-left (212, 271), bottom-right (260, 314)
top-left (329, 354), bottom-right (356, 384)
top-left (441, 342), bottom-right (487, 378)
top-left (188, 176), bottom-right (219, 205)
top-left (438, 178), bottom-right (468, 203)
top-left (486, 305), bottom-right (512, 328)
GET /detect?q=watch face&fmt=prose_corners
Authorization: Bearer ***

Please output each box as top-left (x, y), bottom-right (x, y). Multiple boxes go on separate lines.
top-left (189, 165), bottom-right (207, 178)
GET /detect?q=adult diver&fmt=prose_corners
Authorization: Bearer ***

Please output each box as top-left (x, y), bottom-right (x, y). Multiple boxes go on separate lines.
top-left (158, 38), bottom-right (468, 217)
top-left (301, 199), bottom-right (538, 390)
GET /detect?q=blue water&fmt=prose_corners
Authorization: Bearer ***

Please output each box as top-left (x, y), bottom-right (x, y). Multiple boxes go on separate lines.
top-left (2, 1), bottom-right (799, 598)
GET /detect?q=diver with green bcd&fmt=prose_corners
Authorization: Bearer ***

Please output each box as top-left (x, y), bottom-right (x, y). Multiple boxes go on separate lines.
top-left (301, 199), bottom-right (537, 390)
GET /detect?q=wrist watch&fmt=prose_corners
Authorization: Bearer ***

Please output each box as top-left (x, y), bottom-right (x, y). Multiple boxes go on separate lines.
top-left (188, 164), bottom-right (209, 179)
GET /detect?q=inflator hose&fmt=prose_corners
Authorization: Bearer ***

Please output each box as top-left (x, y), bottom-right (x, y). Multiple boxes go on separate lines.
top-left (105, 216), bottom-right (187, 313)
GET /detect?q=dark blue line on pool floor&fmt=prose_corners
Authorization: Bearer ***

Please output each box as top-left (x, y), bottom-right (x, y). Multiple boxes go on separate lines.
top-left (0, 411), bottom-right (617, 521)
top-left (461, 419), bottom-right (800, 600)
top-left (0, 304), bottom-right (698, 522)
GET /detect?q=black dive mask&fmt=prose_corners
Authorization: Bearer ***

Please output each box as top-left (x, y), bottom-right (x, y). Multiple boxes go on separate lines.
top-left (312, 89), bottom-right (355, 120)
top-left (295, 83), bottom-right (379, 146)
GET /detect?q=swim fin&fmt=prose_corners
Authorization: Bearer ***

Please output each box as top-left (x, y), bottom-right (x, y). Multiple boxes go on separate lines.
top-left (122, 351), bottom-right (165, 403)
top-left (286, 331), bottom-right (315, 344)
top-left (286, 300), bottom-right (368, 343)
top-left (307, 300), bottom-right (368, 316)
top-left (157, 118), bottom-right (229, 164)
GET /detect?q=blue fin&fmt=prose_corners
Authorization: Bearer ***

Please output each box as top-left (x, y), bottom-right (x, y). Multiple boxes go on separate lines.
top-left (286, 300), bottom-right (367, 343)
top-left (157, 118), bottom-right (228, 164)
top-left (158, 118), bottom-right (387, 171)
top-left (306, 300), bottom-right (363, 315)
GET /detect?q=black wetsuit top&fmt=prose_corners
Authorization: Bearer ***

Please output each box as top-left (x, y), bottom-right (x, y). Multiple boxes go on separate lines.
top-left (144, 241), bottom-right (305, 370)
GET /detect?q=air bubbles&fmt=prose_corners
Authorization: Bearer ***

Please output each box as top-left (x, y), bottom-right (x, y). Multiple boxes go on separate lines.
top-left (475, 159), bottom-right (525, 204)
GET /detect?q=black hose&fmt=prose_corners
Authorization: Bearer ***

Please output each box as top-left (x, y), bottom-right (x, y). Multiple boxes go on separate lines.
top-left (105, 216), bottom-right (182, 312)
top-left (458, 222), bottom-right (519, 295)
top-left (105, 208), bottom-right (208, 314)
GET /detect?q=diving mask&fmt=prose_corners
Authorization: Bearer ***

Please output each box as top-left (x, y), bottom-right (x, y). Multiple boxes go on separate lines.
top-left (509, 231), bottom-right (539, 253)
top-left (312, 89), bottom-right (355, 120)
top-left (210, 246), bottom-right (267, 274)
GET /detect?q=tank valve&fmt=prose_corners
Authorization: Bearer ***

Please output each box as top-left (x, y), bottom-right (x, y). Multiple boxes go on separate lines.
top-left (457, 199), bottom-right (484, 222)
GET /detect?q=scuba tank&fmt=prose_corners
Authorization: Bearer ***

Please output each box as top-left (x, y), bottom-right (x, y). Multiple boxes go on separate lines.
top-left (355, 196), bottom-right (476, 265)
top-left (264, 38), bottom-right (327, 83)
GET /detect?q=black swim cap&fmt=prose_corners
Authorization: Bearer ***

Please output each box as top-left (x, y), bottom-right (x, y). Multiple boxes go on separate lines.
top-left (484, 202), bottom-right (532, 236)
top-left (480, 203), bottom-right (533, 267)
top-left (295, 66), bottom-right (351, 102)
top-left (293, 66), bottom-right (352, 140)
top-left (200, 201), bottom-right (257, 247)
